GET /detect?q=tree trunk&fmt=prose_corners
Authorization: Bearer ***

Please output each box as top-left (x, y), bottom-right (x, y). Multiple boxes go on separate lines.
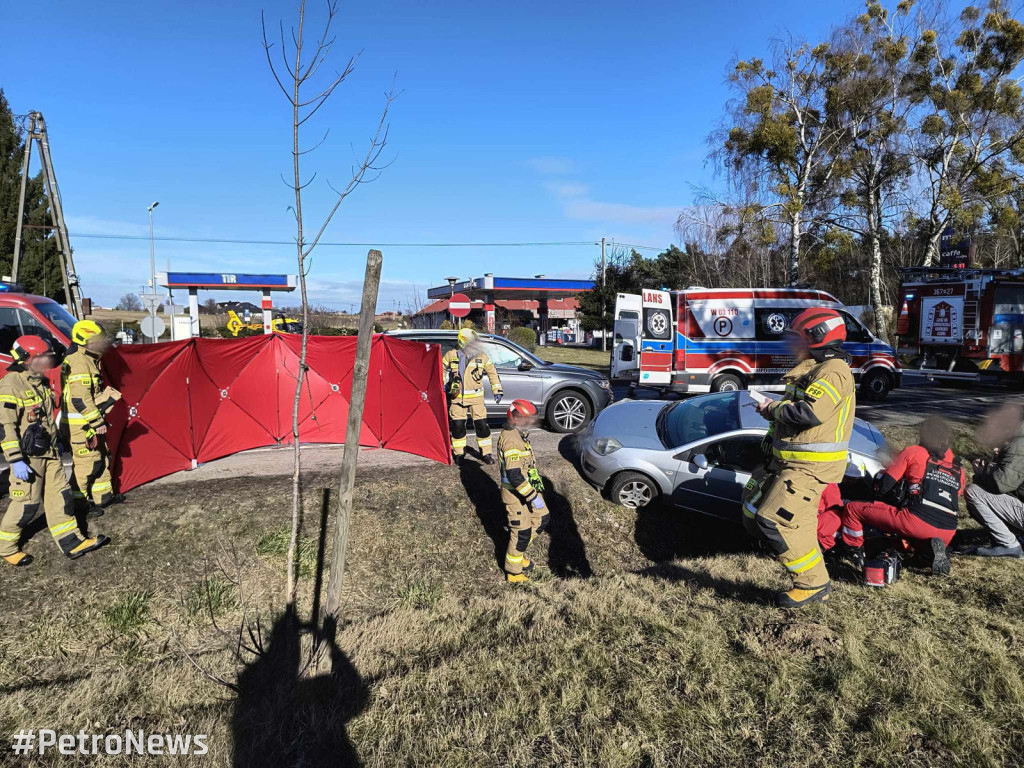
top-left (923, 221), bottom-right (941, 267)
top-left (788, 208), bottom-right (801, 286)
top-left (867, 189), bottom-right (889, 342)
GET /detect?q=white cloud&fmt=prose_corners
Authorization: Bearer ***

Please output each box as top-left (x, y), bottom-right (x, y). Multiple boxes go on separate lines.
top-left (563, 199), bottom-right (682, 226)
top-left (544, 181), bottom-right (590, 199)
top-left (527, 156), bottom-right (577, 175)
top-left (64, 215), bottom-right (150, 237)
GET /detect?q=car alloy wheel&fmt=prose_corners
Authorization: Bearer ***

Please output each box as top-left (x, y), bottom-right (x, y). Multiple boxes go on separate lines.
top-left (618, 480), bottom-right (653, 508)
top-left (553, 395), bottom-right (587, 431)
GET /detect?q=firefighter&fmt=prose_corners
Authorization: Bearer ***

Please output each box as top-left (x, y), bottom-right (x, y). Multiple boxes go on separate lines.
top-left (443, 327), bottom-right (503, 465)
top-left (743, 307), bottom-right (855, 607)
top-left (839, 417), bottom-right (964, 576)
top-left (497, 399), bottom-right (549, 583)
top-left (0, 336), bottom-right (109, 566)
top-left (62, 320), bottom-right (122, 514)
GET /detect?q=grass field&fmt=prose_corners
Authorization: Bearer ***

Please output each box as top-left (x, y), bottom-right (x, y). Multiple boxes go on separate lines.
top-left (1, 425), bottom-right (1022, 767)
top-left (536, 344), bottom-right (611, 374)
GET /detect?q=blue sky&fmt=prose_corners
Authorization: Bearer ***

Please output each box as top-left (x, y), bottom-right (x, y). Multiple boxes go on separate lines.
top-left (1, 0), bottom-right (841, 310)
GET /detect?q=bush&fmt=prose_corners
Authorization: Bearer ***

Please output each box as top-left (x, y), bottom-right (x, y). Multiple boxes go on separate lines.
top-left (440, 320), bottom-right (454, 330)
top-left (459, 319), bottom-right (475, 330)
top-left (508, 326), bottom-right (537, 351)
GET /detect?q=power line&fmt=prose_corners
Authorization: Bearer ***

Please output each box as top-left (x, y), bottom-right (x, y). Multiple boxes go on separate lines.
top-left (67, 231), bottom-right (667, 251)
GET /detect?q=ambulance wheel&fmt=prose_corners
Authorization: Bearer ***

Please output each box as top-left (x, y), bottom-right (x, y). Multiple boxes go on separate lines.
top-left (710, 373), bottom-right (744, 393)
top-left (860, 369), bottom-right (891, 401)
top-left (609, 471), bottom-right (659, 509)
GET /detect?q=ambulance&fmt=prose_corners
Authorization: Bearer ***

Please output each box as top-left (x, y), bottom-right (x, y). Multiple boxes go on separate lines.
top-left (610, 287), bottom-right (900, 401)
top-left (896, 266), bottom-right (1024, 384)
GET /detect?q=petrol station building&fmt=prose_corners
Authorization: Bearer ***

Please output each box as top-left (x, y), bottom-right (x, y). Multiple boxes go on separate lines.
top-left (420, 274), bottom-right (595, 340)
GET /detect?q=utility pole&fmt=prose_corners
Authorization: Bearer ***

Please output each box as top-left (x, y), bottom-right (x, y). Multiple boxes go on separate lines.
top-left (12, 112), bottom-right (84, 318)
top-left (601, 237), bottom-right (607, 352)
top-left (325, 249), bottom-right (383, 626)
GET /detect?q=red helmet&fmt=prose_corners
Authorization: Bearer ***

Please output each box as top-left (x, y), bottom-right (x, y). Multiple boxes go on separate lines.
top-left (507, 399), bottom-right (537, 420)
top-left (11, 335), bottom-right (54, 363)
top-left (787, 308), bottom-right (846, 349)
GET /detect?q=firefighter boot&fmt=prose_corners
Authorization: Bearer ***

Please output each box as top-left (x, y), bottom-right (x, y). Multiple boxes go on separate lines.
top-left (776, 581), bottom-right (832, 608)
top-left (505, 571), bottom-right (529, 584)
top-left (3, 552), bottom-right (34, 567)
top-left (67, 534), bottom-right (110, 560)
top-left (85, 503), bottom-right (105, 519)
top-left (482, 454), bottom-right (495, 465)
top-left (930, 538), bottom-right (951, 577)
top-left (521, 557), bottom-right (534, 574)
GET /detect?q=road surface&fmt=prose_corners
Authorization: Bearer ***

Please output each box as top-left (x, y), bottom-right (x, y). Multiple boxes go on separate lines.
top-left (142, 378), bottom-right (1024, 487)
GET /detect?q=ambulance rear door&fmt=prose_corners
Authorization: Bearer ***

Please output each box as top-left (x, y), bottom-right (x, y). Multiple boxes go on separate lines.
top-left (638, 289), bottom-right (674, 386)
top-left (610, 293), bottom-right (642, 380)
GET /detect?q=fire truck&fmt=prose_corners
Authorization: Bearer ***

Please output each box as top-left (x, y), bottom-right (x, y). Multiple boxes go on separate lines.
top-left (897, 266), bottom-right (1024, 384)
top-left (611, 287), bottom-right (900, 400)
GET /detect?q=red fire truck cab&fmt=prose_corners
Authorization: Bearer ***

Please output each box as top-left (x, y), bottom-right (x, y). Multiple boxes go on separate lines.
top-left (0, 283), bottom-right (76, 368)
top-left (897, 267), bottom-right (1024, 383)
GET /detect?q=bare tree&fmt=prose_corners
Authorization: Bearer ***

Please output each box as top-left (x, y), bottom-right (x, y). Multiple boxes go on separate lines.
top-left (261, 0), bottom-right (396, 606)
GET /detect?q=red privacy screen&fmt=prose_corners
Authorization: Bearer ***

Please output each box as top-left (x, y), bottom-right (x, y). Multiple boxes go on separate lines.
top-left (102, 334), bottom-right (451, 493)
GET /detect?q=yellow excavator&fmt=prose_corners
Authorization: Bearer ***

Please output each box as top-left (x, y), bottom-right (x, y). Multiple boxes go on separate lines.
top-left (226, 310), bottom-right (303, 337)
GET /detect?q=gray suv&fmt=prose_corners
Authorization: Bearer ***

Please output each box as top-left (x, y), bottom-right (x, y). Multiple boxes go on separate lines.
top-left (388, 330), bottom-right (613, 432)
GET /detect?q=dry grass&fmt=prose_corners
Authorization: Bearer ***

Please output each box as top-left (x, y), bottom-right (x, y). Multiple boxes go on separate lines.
top-left (0, 425), bottom-right (1022, 766)
top-left (537, 345), bottom-right (611, 374)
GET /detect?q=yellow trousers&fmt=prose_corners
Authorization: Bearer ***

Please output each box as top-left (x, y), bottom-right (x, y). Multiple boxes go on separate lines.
top-left (0, 456), bottom-right (84, 557)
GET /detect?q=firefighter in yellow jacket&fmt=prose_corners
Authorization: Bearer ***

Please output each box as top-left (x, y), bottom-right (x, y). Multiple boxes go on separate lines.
top-left (0, 335), bottom-right (109, 566)
top-left (744, 308), bottom-right (855, 607)
top-left (443, 328), bottom-right (503, 464)
top-left (62, 320), bottom-right (122, 514)
top-left (497, 399), bottom-right (550, 582)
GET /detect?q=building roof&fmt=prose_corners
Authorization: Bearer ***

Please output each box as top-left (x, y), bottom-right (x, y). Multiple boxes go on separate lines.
top-left (426, 275), bottom-right (594, 301)
top-left (414, 297), bottom-right (579, 317)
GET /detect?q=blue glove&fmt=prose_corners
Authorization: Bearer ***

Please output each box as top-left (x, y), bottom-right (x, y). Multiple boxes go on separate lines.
top-left (11, 461), bottom-right (31, 482)
top-left (531, 495), bottom-right (545, 510)
top-left (494, 394), bottom-right (503, 404)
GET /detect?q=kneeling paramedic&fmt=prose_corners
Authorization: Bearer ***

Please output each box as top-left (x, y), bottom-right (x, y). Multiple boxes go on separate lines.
top-left (498, 399), bottom-right (549, 583)
top-left (0, 336), bottom-right (109, 566)
top-left (443, 328), bottom-right (503, 464)
top-left (743, 308), bottom-right (855, 607)
top-left (840, 417), bottom-right (963, 576)
top-left (62, 320), bottom-right (122, 514)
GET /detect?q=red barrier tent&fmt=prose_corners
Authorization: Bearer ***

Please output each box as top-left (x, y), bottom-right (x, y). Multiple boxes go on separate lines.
top-left (103, 334), bottom-right (451, 493)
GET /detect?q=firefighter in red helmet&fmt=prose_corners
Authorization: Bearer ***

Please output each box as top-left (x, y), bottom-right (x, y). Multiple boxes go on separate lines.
top-left (0, 336), bottom-right (110, 566)
top-left (742, 307), bottom-right (855, 607)
top-left (497, 399), bottom-right (549, 583)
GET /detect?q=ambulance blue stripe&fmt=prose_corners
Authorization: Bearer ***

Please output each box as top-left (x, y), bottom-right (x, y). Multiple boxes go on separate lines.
top-left (676, 334), bottom-right (893, 356)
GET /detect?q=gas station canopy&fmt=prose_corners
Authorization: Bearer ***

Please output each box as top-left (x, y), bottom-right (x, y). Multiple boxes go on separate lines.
top-left (427, 274), bottom-right (595, 333)
top-left (157, 272), bottom-right (298, 337)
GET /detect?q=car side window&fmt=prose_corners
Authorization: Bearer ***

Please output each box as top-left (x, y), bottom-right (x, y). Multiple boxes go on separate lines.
top-left (0, 307), bottom-right (21, 355)
top-left (839, 311), bottom-right (872, 343)
top-left (17, 308), bottom-right (50, 339)
top-left (478, 340), bottom-right (522, 368)
top-left (705, 435), bottom-right (764, 474)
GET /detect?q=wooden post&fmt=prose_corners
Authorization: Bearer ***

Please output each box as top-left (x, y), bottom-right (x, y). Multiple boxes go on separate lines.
top-left (325, 249), bottom-right (382, 624)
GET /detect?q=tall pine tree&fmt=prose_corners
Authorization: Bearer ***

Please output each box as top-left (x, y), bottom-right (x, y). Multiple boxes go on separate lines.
top-left (0, 90), bottom-right (66, 301)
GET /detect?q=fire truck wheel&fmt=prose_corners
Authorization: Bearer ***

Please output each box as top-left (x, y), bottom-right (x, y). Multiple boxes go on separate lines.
top-left (710, 373), bottom-right (744, 393)
top-left (859, 369), bottom-right (892, 401)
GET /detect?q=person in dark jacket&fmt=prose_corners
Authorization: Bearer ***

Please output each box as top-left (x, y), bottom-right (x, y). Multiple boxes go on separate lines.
top-left (966, 404), bottom-right (1024, 558)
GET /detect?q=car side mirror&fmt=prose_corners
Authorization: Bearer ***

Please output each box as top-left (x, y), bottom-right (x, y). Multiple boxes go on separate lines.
top-left (517, 358), bottom-right (533, 371)
top-left (692, 453), bottom-right (710, 470)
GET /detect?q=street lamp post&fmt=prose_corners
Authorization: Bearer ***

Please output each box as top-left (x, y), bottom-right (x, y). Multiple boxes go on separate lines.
top-left (147, 201), bottom-right (159, 292)
top-left (446, 276), bottom-right (458, 327)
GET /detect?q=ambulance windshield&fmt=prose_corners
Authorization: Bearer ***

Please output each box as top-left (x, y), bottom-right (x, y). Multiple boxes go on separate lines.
top-left (656, 393), bottom-right (741, 449)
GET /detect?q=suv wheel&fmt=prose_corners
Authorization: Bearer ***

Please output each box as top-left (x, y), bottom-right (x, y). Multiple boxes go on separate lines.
top-left (547, 391), bottom-right (592, 433)
top-left (609, 471), bottom-right (659, 509)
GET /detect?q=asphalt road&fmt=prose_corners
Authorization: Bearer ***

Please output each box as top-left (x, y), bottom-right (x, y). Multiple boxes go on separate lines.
top-left (144, 376), bottom-right (1024, 486)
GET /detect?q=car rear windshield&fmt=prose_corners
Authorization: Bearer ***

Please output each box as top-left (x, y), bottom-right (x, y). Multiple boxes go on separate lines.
top-left (656, 393), bottom-right (741, 449)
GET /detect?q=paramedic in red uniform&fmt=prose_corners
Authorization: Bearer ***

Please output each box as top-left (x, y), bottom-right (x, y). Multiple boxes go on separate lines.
top-left (817, 483), bottom-right (844, 553)
top-left (839, 417), bottom-right (964, 575)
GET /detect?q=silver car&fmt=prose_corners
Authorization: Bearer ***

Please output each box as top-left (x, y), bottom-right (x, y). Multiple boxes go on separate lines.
top-left (578, 391), bottom-right (887, 517)
top-left (387, 330), bottom-right (614, 432)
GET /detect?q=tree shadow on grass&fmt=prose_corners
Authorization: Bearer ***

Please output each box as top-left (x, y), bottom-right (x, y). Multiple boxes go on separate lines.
top-left (634, 501), bottom-right (754, 562)
top-left (635, 561), bottom-right (771, 605)
top-left (231, 489), bottom-right (369, 768)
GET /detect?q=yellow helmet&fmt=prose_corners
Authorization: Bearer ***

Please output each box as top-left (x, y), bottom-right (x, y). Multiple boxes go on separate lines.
top-left (71, 319), bottom-right (105, 346)
top-left (457, 328), bottom-right (478, 349)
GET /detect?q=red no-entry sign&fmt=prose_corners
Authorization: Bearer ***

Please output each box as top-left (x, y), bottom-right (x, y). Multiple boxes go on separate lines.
top-left (449, 292), bottom-right (472, 318)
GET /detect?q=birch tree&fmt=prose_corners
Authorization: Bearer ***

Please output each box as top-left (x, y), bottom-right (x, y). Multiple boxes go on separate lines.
top-left (261, 0), bottom-right (395, 606)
